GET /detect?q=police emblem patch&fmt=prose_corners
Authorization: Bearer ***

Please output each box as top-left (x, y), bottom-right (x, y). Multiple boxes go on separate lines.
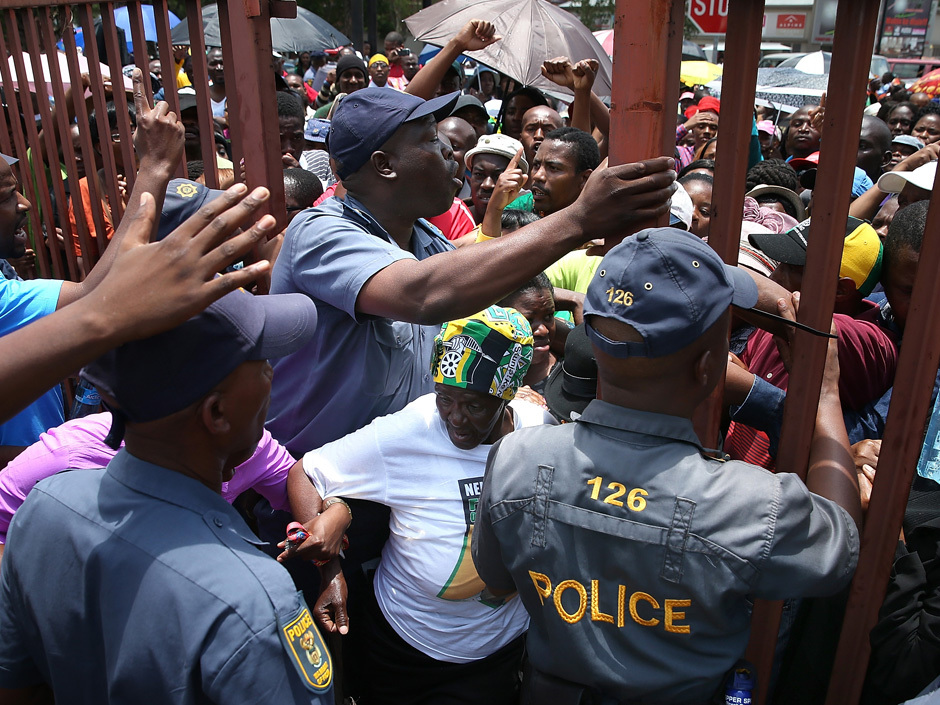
top-left (279, 605), bottom-right (332, 692)
top-left (176, 182), bottom-right (199, 198)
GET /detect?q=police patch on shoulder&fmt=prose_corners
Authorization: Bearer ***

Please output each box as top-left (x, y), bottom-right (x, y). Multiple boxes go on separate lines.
top-left (279, 603), bottom-right (332, 692)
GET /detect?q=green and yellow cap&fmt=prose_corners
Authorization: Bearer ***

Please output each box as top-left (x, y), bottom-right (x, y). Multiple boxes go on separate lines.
top-left (432, 306), bottom-right (534, 401)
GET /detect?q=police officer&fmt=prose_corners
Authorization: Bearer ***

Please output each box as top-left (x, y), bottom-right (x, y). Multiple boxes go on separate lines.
top-left (0, 288), bottom-right (334, 704)
top-left (471, 228), bottom-right (861, 704)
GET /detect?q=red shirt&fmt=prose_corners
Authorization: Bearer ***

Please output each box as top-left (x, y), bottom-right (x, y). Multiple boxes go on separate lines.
top-left (726, 302), bottom-right (898, 470)
top-left (427, 198), bottom-right (475, 241)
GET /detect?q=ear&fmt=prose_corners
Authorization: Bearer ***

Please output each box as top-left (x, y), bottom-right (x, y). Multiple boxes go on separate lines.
top-left (834, 276), bottom-right (859, 304)
top-left (881, 149), bottom-right (893, 170)
top-left (580, 168), bottom-right (594, 188)
top-left (370, 150), bottom-right (396, 180)
top-left (197, 392), bottom-right (230, 436)
top-left (692, 348), bottom-right (713, 389)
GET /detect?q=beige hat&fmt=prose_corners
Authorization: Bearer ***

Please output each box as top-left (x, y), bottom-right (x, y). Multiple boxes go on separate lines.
top-left (464, 133), bottom-right (528, 173)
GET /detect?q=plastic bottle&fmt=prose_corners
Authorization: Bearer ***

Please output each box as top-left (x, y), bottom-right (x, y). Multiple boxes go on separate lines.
top-left (70, 379), bottom-right (102, 419)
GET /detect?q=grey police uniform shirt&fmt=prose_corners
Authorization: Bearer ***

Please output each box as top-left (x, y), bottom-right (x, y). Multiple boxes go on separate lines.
top-left (266, 193), bottom-right (454, 455)
top-left (0, 450), bottom-right (333, 704)
top-left (472, 400), bottom-right (859, 704)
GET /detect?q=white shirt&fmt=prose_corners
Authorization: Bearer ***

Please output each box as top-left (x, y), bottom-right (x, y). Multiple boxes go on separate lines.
top-left (303, 393), bottom-right (555, 662)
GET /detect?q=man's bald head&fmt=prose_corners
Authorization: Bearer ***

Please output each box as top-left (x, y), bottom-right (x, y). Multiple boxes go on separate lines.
top-left (519, 105), bottom-right (564, 167)
top-left (858, 115), bottom-right (893, 183)
top-left (911, 92), bottom-right (931, 110)
top-left (438, 116), bottom-right (477, 175)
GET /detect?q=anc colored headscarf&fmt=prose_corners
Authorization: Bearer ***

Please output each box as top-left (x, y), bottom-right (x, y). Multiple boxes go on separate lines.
top-left (432, 306), bottom-right (534, 401)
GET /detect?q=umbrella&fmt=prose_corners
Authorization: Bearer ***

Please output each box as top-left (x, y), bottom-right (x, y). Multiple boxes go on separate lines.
top-left (405, 0), bottom-right (613, 98)
top-left (6, 51), bottom-right (133, 94)
top-left (680, 61), bottom-right (722, 86)
top-left (171, 4), bottom-right (349, 52)
top-left (909, 67), bottom-right (940, 97)
top-left (707, 67), bottom-right (827, 112)
top-left (113, 5), bottom-right (181, 46)
top-left (776, 51), bottom-right (831, 75)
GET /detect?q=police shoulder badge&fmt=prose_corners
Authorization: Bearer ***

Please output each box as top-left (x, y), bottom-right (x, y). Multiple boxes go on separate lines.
top-left (279, 602), bottom-right (332, 693)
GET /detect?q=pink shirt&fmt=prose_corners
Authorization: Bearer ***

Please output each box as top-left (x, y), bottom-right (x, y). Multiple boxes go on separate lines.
top-left (0, 412), bottom-right (297, 542)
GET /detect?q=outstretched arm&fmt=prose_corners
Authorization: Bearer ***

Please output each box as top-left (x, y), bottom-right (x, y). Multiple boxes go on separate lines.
top-left (357, 157), bottom-right (676, 324)
top-left (406, 20), bottom-right (500, 99)
top-left (56, 68), bottom-right (185, 309)
top-left (0, 185), bottom-right (276, 426)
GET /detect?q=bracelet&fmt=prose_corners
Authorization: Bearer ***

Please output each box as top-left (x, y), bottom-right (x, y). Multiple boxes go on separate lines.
top-left (322, 497), bottom-right (353, 522)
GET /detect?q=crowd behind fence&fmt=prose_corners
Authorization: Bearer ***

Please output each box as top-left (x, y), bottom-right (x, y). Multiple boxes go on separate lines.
top-left (1, 0), bottom-right (938, 701)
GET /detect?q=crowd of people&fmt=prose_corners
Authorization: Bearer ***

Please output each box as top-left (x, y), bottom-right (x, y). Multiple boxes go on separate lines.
top-left (0, 14), bottom-right (938, 705)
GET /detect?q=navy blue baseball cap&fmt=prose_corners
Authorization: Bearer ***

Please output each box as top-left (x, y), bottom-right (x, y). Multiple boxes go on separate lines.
top-left (584, 228), bottom-right (758, 358)
top-left (158, 179), bottom-right (224, 240)
top-left (305, 117), bottom-right (330, 144)
top-left (82, 288), bottom-right (317, 426)
top-left (328, 87), bottom-right (460, 179)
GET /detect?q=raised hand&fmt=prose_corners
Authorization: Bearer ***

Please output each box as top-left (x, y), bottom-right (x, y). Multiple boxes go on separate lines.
top-left (454, 20), bottom-right (500, 53)
top-left (571, 156), bottom-right (676, 251)
top-left (131, 67), bottom-right (184, 170)
top-left (490, 148), bottom-right (526, 212)
top-left (572, 59), bottom-right (599, 92)
top-left (541, 56), bottom-right (575, 89)
top-left (86, 184), bottom-right (276, 341)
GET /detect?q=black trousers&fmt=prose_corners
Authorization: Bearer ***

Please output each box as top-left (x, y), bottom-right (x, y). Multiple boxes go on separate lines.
top-left (362, 584), bottom-right (524, 705)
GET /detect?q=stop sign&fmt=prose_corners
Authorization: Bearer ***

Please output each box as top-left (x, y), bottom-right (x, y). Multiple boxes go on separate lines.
top-left (688, 0), bottom-right (729, 35)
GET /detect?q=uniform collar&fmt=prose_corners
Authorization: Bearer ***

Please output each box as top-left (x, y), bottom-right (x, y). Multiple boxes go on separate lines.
top-left (106, 449), bottom-right (263, 544)
top-left (577, 400), bottom-right (704, 449)
top-left (340, 192), bottom-right (443, 258)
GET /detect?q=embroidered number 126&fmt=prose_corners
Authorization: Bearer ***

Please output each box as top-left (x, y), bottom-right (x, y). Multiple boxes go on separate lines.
top-left (586, 476), bottom-right (648, 511)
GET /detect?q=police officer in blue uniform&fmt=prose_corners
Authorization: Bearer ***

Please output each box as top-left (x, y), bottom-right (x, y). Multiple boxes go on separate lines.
top-left (0, 288), bottom-right (333, 704)
top-left (472, 228), bottom-right (862, 704)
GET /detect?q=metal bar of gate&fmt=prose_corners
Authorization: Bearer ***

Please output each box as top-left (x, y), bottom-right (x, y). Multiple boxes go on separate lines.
top-left (0, 10), bottom-right (50, 277)
top-left (38, 5), bottom-right (92, 279)
top-left (185, 0), bottom-right (221, 188)
top-left (153, 0), bottom-right (185, 178)
top-left (605, 0), bottom-right (681, 253)
top-left (59, 7), bottom-right (110, 266)
top-left (19, 7), bottom-right (71, 279)
top-left (691, 0), bottom-right (766, 449)
top-left (100, 2), bottom-right (138, 200)
top-left (7, 9), bottom-right (58, 279)
top-left (77, 2), bottom-right (125, 254)
top-left (128, 2), bottom-right (154, 107)
top-left (219, 0), bottom-right (287, 232)
top-left (826, 106), bottom-right (940, 705)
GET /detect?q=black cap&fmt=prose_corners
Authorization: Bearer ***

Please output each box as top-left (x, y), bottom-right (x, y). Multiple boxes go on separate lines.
top-left (543, 324), bottom-right (597, 421)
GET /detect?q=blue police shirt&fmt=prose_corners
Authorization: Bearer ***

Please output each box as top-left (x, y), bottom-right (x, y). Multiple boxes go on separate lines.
top-left (0, 450), bottom-right (333, 703)
top-left (0, 277), bottom-right (64, 445)
top-left (267, 193), bottom-right (453, 454)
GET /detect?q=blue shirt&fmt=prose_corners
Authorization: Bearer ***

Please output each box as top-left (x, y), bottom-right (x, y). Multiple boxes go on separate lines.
top-left (0, 450), bottom-right (332, 703)
top-left (267, 193), bottom-right (454, 455)
top-left (0, 277), bottom-right (64, 445)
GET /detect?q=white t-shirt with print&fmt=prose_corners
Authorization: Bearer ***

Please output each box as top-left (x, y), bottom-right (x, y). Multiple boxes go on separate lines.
top-left (303, 392), bottom-right (555, 663)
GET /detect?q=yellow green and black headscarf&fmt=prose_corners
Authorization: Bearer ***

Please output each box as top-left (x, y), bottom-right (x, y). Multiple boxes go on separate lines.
top-left (432, 306), bottom-right (534, 401)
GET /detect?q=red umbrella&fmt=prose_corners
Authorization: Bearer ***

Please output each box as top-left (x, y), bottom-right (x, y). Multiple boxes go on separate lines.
top-left (910, 68), bottom-right (940, 97)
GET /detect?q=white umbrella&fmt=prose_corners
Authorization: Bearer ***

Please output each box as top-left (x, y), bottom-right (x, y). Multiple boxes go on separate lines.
top-left (776, 51), bottom-right (831, 75)
top-left (6, 52), bottom-right (133, 94)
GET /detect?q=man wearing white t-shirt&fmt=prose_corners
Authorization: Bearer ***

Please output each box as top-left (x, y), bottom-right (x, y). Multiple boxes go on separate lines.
top-left (286, 307), bottom-right (554, 704)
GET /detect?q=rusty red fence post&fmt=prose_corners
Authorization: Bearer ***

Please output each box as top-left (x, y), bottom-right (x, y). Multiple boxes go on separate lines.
top-left (606, 0), bottom-right (683, 252)
top-left (691, 0), bottom-right (766, 449)
top-left (826, 107), bottom-right (940, 705)
top-left (219, 0), bottom-right (288, 234)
